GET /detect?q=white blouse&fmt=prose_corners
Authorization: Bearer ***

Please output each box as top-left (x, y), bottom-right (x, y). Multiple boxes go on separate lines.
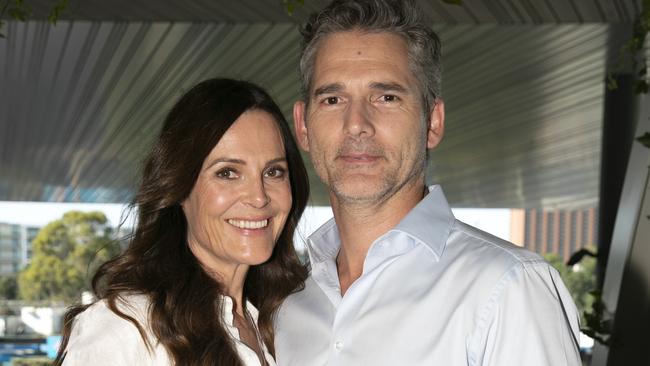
top-left (62, 294), bottom-right (276, 366)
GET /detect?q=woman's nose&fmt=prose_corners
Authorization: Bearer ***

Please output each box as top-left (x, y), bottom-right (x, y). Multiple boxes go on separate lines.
top-left (243, 178), bottom-right (270, 208)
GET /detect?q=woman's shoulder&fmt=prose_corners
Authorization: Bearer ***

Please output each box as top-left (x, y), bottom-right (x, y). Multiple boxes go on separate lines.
top-left (76, 294), bottom-right (151, 330)
top-left (63, 294), bottom-right (162, 365)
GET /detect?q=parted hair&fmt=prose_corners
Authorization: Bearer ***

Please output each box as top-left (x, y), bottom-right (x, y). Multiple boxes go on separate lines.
top-left (299, 0), bottom-right (442, 113)
top-left (54, 78), bottom-right (309, 366)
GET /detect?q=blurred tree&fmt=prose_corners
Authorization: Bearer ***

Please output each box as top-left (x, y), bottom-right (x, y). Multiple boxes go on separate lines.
top-left (17, 211), bottom-right (121, 303)
top-left (11, 358), bottom-right (52, 366)
top-left (0, 275), bottom-right (17, 299)
top-left (545, 252), bottom-right (597, 325)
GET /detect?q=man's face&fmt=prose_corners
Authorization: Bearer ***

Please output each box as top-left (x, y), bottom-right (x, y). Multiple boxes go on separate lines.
top-left (294, 31), bottom-right (444, 205)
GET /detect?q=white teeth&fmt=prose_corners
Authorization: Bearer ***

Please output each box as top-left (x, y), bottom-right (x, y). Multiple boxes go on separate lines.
top-left (227, 219), bottom-right (268, 229)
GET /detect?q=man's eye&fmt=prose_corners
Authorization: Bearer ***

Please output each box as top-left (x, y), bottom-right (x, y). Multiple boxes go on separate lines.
top-left (323, 96), bottom-right (339, 105)
top-left (379, 95), bottom-right (398, 103)
top-left (216, 168), bottom-right (237, 179)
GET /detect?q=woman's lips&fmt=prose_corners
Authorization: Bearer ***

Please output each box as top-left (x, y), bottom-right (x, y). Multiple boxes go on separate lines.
top-left (226, 218), bottom-right (270, 230)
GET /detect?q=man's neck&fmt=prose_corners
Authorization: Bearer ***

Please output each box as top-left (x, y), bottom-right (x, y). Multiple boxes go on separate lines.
top-left (331, 183), bottom-right (427, 295)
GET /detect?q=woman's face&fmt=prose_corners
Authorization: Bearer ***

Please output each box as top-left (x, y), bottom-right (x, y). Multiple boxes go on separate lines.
top-left (182, 109), bottom-right (292, 277)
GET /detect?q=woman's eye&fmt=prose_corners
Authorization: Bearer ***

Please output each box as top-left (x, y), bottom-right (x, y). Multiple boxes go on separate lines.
top-left (265, 167), bottom-right (286, 178)
top-left (215, 168), bottom-right (237, 179)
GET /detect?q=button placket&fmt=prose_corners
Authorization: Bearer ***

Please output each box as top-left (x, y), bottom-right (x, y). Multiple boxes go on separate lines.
top-left (334, 340), bottom-right (344, 351)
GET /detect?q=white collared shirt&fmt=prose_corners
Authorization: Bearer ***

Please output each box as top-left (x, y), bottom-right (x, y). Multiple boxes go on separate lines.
top-left (274, 185), bottom-right (581, 366)
top-left (63, 294), bottom-right (276, 366)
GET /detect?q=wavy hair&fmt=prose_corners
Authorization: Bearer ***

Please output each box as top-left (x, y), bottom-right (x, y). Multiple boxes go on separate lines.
top-left (54, 78), bottom-right (309, 365)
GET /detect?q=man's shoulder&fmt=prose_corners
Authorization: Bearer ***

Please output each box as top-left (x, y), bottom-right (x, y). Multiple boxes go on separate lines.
top-left (282, 276), bottom-right (327, 309)
top-left (446, 219), bottom-right (547, 272)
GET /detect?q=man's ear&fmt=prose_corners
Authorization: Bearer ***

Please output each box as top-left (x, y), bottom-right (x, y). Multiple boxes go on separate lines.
top-left (426, 100), bottom-right (445, 149)
top-left (293, 100), bottom-right (310, 151)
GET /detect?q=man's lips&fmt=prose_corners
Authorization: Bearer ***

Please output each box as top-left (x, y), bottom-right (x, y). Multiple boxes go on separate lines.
top-left (337, 153), bottom-right (381, 163)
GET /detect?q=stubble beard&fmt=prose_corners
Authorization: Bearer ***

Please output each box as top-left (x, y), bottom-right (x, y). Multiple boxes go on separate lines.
top-left (313, 140), bottom-right (428, 208)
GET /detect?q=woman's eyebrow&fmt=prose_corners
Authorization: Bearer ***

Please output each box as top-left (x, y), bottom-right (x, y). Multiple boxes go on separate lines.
top-left (204, 157), bottom-right (245, 170)
top-left (266, 157), bottom-right (288, 165)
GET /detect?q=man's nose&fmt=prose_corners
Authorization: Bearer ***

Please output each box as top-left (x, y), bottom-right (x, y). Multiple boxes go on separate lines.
top-left (343, 100), bottom-right (375, 138)
top-left (243, 178), bottom-right (270, 208)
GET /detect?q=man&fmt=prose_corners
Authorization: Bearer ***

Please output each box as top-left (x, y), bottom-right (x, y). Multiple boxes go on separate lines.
top-left (274, 0), bottom-right (581, 365)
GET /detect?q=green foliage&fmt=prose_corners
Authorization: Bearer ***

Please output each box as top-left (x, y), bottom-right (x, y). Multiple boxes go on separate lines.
top-left (606, 0), bottom-right (649, 94)
top-left (544, 252), bottom-right (597, 325)
top-left (283, 0), bottom-right (304, 16)
top-left (5, 0), bottom-right (31, 22)
top-left (581, 289), bottom-right (612, 346)
top-left (47, 0), bottom-right (68, 25)
top-left (17, 211), bottom-right (121, 303)
top-left (0, 0), bottom-right (68, 38)
top-left (545, 252), bottom-right (614, 345)
top-left (0, 275), bottom-right (18, 299)
top-left (637, 132), bottom-right (650, 148)
top-left (11, 358), bottom-right (52, 366)
top-left (623, 0), bottom-right (649, 94)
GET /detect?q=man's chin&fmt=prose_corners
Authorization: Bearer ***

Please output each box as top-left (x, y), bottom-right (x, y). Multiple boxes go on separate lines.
top-left (329, 179), bottom-right (392, 204)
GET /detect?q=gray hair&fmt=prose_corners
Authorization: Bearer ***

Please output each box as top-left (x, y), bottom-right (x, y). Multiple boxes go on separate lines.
top-left (298, 0), bottom-right (442, 113)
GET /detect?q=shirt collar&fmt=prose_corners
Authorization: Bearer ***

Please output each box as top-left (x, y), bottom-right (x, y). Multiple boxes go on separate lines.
top-left (306, 185), bottom-right (455, 264)
top-left (306, 218), bottom-right (341, 265)
top-left (221, 294), bottom-right (259, 327)
top-left (389, 185), bottom-right (455, 261)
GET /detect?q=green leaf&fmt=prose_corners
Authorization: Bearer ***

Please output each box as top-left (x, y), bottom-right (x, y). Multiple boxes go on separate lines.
top-left (47, 0), bottom-right (69, 24)
top-left (635, 79), bottom-right (649, 94)
top-left (8, 7), bottom-right (27, 21)
top-left (283, 0), bottom-right (305, 16)
top-left (636, 132), bottom-right (650, 148)
top-left (442, 0), bottom-right (463, 4)
top-left (607, 74), bottom-right (619, 91)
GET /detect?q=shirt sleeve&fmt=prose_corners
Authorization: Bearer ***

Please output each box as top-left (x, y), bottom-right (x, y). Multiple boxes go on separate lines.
top-left (470, 262), bottom-right (582, 366)
top-left (61, 302), bottom-right (150, 366)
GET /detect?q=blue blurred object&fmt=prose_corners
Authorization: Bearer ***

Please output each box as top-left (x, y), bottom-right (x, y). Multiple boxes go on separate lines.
top-left (0, 342), bottom-right (41, 362)
top-left (43, 336), bottom-right (61, 358)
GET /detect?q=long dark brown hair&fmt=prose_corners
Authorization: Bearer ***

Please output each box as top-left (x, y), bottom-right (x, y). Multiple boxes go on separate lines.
top-left (54, 78), bottom-right (309, 365)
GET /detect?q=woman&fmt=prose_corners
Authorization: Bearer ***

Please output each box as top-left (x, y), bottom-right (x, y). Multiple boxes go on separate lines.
top-left (54, 78), bottom-right (309, 366)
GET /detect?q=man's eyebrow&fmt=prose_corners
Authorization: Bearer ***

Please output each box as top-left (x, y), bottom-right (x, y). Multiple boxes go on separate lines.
top-left (313, 83), bottom-right (345, 97)
top-left (369, 82), bottom-right (409, 94)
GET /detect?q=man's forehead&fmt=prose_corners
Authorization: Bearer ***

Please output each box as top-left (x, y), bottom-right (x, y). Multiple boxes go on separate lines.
top-left (309, 32), bottom-right (415, 92)
top-left (314, 30), bottom-right (408, 59)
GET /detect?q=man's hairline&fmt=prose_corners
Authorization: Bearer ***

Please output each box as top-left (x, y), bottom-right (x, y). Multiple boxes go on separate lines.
top-left (302, 29), bottom-right (426, 106)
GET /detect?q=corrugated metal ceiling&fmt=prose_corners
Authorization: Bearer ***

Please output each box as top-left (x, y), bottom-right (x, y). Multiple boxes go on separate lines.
top-left (0, 0), bottom-right (646, 209)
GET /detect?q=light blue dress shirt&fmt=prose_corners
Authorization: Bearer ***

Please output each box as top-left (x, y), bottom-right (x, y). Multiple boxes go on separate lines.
top-left (274, 185), bottom-right (581, 365)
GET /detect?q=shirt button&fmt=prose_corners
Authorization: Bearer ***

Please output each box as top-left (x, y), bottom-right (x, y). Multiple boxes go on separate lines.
top-left (334, 341), bottom-right (344, 350)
